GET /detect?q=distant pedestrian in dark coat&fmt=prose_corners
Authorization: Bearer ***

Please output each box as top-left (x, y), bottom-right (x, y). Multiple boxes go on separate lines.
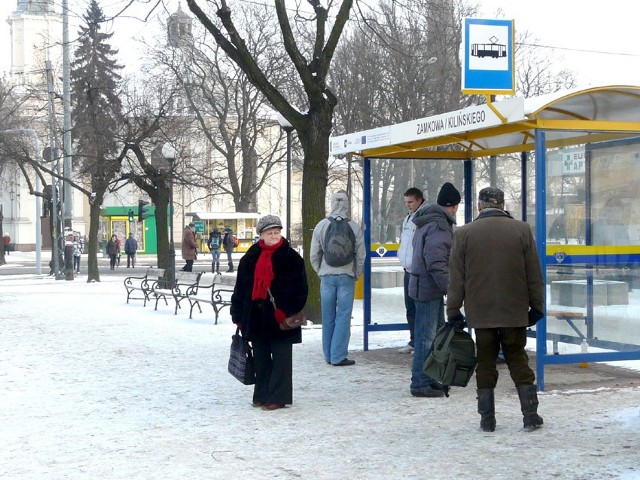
top-left (223, 227), bottom-right (236, 272)
top-left (447, 187), bottom-right (545, 432)
top-left (230, 214), bottom-right (308, 410)
top-left (124, 232), bottom-right (138, 268)
top-left (106, 234), bottom-right (120, 270)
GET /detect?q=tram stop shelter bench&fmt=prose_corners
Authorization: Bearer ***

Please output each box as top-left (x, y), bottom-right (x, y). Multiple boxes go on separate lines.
top-left (187, 273), bottom-right (236, 324)
top-left (152, 271), bottom-right (203, 315)
top-left (546, 310), bottom-right (589, 354)
top-left (124, 267), bottom-right (166, 306)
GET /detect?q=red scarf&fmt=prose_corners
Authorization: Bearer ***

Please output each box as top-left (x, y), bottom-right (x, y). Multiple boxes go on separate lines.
top-left (251, 238), bottom-right (283, 301)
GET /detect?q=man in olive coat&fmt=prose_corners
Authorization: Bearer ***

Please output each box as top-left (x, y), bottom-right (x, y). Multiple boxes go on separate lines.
top-left (447, 187), bottom-right (545, 432)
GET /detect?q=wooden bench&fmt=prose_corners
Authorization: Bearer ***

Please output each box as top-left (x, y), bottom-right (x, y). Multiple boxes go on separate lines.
top-left (152, 271), bottom-right (203, 315)
top-left (546, 310), bottom-right (589, 354)
top-left (124, 267), bottom-right (166, 306)
top-left (187, 274), bottom-right (236, 324)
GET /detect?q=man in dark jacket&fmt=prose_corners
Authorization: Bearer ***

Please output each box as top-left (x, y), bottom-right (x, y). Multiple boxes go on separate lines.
top-left (447, 187), bottom-right (545, 432)
top-left (408, 182), bottom-right (461, 398)
top-left (124, 232), bottom-right (138, 268)
top-left (222, 227), bottom-right (235, 272)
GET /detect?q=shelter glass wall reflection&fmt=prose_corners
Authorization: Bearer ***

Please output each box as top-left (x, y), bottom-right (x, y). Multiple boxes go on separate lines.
top-left (544, 137), bottom-right (640, 355)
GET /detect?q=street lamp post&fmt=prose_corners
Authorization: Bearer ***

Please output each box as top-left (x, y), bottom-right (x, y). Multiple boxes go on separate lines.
top-left (162, 143), bottom-right (177, 287)
top-left (276, 113), bottom-right (294, 240)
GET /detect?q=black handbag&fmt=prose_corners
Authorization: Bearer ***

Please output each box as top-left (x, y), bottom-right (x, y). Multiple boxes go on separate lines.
top-left (228, 328), bottom-right (255, 385)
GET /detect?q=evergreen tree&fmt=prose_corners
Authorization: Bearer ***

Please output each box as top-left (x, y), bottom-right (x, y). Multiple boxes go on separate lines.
top-left (71, 0), bottom-right (124, 282)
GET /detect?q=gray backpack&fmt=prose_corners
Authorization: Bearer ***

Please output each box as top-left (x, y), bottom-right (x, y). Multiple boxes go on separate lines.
top-left (323, 216), bottom-right (356, 267)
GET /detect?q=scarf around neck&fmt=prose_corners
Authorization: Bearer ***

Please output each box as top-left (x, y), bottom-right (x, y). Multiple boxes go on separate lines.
top-left (251, 237), bottom-right (283, 301)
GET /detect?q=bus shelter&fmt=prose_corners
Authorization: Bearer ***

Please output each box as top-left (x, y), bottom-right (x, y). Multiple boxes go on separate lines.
top-left (330, 85), bottom-right (640, 389)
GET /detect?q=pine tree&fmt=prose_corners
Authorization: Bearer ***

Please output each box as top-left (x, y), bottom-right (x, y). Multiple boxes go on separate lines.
top-left (71, 0), bottom-right (124, 282)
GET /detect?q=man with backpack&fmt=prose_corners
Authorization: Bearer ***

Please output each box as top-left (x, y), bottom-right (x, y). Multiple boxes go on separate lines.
top-left (447, 187), bottom-right (545, 432)
top-left (208, 226), bottom-right (223, 274)
top-left (310, 190), bottom-right (365, 366)
top-left (409, 182), bottom-right (461, 398)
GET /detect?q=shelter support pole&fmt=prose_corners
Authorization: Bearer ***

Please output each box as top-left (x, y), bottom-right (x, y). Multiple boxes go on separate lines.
top-left (534, 130), bottom-right (548, 390)
top-left (521, 151), bottom-right (528, 221)
top-left (464, 159), bottom-right (473, 224)
top-left (363, 157), bottom-right (372, 351)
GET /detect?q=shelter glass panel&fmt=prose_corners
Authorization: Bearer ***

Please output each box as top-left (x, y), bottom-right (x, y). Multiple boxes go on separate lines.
top-left (544, 136), bottom-right (640, 355)
top-left (368, 158), bottom-right (463, 327)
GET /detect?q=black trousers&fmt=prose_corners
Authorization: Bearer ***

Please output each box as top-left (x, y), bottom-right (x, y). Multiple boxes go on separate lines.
top-left (252, 339), bottom-right (293, 405)
top-left (475, 327), bottom-right (535, 389)
top-left (181, 260), bottom-right (193, 272)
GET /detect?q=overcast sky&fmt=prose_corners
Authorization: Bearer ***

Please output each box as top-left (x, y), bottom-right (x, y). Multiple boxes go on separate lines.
top-left (0, 0), bottom-right (638, 88)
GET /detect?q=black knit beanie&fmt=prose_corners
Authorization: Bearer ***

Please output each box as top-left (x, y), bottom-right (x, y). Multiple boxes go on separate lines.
top-left (437, 182), bottom-right (461, 206)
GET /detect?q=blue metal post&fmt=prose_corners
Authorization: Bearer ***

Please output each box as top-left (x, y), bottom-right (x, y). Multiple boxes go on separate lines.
top-left (464, 159), bottom-right (473, 223)
top-left (534, 130), bottom-right (548, 390)
top-left (521, 151), bottom-right (528, 221)
top-left (363, 157), bottom-right (372, 351)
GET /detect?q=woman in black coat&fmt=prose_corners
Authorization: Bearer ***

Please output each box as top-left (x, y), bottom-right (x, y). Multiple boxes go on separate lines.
top-left (230, 215), bottom-right (308, 410)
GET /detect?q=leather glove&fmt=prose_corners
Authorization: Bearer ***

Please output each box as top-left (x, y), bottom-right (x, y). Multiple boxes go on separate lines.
top-left (528, 308), bottom-right (544, 327)
top-left (447, 313), bottom-right (466, 329)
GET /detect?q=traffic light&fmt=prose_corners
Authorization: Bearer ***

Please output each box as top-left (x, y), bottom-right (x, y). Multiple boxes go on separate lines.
top-left (128, 209), bottom-right (135, 222)
top-left (138, 200), bottom-right (151, 222)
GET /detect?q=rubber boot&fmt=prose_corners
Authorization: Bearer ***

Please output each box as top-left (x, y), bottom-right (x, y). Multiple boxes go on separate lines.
top-left (477, 388), bottom-right (496, 432)
top-left (516, 384), bottom-right (544, 430)
top-left (216, 262), bottom-right (220, 274)
top-left (211, 262), bottom-right (216, 273)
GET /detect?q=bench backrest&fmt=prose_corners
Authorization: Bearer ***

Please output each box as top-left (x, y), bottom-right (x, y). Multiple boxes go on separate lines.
top-left (147, 268), bottom-right (165, 279)
top-left (175, 271), bottom-right (202, 285)
top-left (215, 275), bottom-right (237, 287)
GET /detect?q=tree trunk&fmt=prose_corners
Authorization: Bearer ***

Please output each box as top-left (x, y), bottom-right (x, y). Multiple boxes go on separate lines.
top-left (86, 195), bottom-right (103, 283)
top-left (298, 112), bottom-right (332, 323)
top-left (155, 192), bottom-right (170, 270)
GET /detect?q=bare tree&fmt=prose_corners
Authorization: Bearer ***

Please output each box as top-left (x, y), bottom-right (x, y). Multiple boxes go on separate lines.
top-left (151, 4), bottom-right (288, 213)
top-left (184, 0), bottom-right (354, 318)
top-left (331, 0), bottom-right (464, 242)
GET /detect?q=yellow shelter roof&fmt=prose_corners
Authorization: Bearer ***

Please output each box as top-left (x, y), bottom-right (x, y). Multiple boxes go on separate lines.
top-left (331, 85), bottom-right (640, 159)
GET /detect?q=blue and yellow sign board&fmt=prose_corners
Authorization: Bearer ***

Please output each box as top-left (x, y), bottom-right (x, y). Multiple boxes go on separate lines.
top-left (462, 18), bottom-right (515, 95)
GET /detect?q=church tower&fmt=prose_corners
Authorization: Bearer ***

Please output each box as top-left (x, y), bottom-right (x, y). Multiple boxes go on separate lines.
top-left (8, 0), bottom-right (62, 84)
top-left (167, 3), bottom-right (192, 49)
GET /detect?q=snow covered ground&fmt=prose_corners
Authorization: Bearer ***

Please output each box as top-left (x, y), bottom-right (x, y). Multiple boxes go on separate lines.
top-left (1, 268), bottom-right (639, 479)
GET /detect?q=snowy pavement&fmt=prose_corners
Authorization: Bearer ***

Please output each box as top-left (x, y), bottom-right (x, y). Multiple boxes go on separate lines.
top-left (0, 273), bottom-right (639, 479)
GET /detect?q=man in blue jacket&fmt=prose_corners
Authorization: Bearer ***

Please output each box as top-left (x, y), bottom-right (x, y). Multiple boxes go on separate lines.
top-left (408, 182), bottom-right (461, 397)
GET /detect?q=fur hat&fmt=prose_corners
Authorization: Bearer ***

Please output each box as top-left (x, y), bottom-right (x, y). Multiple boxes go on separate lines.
top-left (257, 214), bottom-right (283, 234)
top-left (478, 187), bottom-right (505, 206)
top-left (437, 182), bottom-right (461, 206)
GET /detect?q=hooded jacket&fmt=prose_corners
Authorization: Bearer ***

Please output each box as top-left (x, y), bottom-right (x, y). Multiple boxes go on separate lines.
top-left (310, 191), bottom-right (366, 278)
top-left (447, 208), bottom-right (545, 328)
top-left (408, 204), bottom-right (456, 302)
top-left (397, 200), bottom-right (427, 271)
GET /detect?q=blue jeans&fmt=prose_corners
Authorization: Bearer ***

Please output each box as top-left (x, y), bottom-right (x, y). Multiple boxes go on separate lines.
top-left (411, 297), bottom-right (445, 391)
top-left (321, 274), bottom-right (356, 364)
top-left (210, 249), bottom-right (221, 263)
